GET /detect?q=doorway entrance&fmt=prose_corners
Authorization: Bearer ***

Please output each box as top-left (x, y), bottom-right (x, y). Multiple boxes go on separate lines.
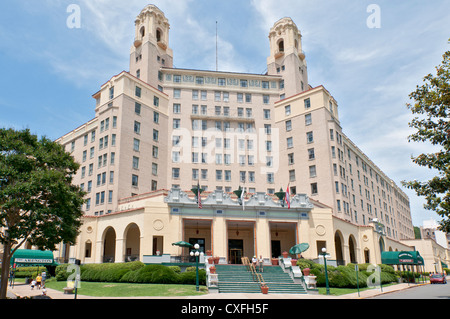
top-left (271, 240), bottom-right (281, 258)
top-left (228, 239), bottom-right (243, 264)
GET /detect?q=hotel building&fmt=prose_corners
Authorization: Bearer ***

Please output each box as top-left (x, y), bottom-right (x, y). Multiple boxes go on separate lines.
top-left (49, 5), bottom-right (443, 272)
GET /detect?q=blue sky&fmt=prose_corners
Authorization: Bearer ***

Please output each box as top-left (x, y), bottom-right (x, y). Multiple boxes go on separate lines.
top-left (1, 0), bottom-right (449, 228)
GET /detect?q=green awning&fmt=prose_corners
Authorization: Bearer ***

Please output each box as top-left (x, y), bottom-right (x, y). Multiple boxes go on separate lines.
top-left (381, 251), bottom-right (423, 265)
top-left (10, 249), bottom-right (58, 267)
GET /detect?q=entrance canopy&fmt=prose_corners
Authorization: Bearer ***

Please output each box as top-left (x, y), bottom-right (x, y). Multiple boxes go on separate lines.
top-left (10, 249), bottom-right (58, 267)
top-left (381, 251), bottom-right (424, 265)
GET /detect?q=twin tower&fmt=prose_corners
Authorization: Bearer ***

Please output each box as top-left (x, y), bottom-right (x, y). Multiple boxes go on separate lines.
top-left (129, 4), bottom-right (309, 97)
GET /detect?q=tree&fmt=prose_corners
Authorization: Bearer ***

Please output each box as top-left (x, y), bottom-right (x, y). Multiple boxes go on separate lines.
top-left (402, 42), bottom-right (450, 232)
top-left (0, 128), bottom-right (85, 299)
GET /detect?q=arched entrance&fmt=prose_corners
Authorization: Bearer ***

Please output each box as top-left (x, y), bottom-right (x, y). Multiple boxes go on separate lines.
top-left (349, 235), bottom-right (357, 264)
top-left (124, 223), bottom-right (141, 262)
top-left (103, 227), bottom-right (116, 263)
top-left (334, 231), bottom-right (344, 265)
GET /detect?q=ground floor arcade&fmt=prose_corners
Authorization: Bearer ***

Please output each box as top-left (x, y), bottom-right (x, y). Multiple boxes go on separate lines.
top-left (60, 189), bottom-right (421, 269)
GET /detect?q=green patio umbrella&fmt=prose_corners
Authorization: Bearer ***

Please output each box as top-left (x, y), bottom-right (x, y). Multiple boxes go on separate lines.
top-left (289, 243), bottom-right (310, 255)
top-left (172, 241), bottom-right (193, 248)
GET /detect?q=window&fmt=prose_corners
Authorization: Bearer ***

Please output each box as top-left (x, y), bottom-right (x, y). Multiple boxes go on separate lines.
top-left (134, 121), bottom-right (141, 134)
top-left (266, 141), bottom-right (272, 152)
top-left (240, 79), bottom-right (248, 87)
top-left (289, 169), bottom-right (296, 182)
top-left (263, 95), bottom-right (270, 104)
top-left (285, 105), bottom-right (291, 116)
top-left (109, 87), bottom-right (114, 100)
top-left (288, 153), bottom-right (295, 165)
top-left (218, 78), bottom-right (226, 86)
top-left (304, 98), bottom-right (311, 109)
top-left (172, 151), bottom-right (180, 163)
top-left (173, 103), bottom-right (181, 113)
top-left (249, 171), bottom-right (255, 183)
top-left (196, 76), bottom-right (204, 85)
top-left (308, 148), bottom-right (315, 160)
top-left (132, 175), bottom-right (139, 187)
top-left (152, 163), bottom-right (158, 176)
top-left (305, 113), bottom-right (312, 125)
top-left (192, 169), bottom-right (199, 180)
top-left (172, 168), bottom-right (180, 179)
top-left (264, 124), bottom-right (271, 135)
top-left (133, 138), bottom-right (140, 151)
top-left (135, 102), bottom-right (141, 115)
top-left (240, 171), bottom-right (246, 183)
top-left (287, 137), bottom-right (293, 148)
top-left (263, 109), bottom-right (271, 119)
top-left (173, 119), bottom-right (181, 129)
top-left (132, 156), bottom-right (139, 169)
top-left (285, 120), bottom-right (292, 131)
top-left (153, 111), bottom-right (159, 124)
top-left (309, 165), bottom-right (317, 178)
top-left (267, 173), bottom-right (274, 183)
top-left (311, 183), bottom-right (318, 195)
top-left (173, 88), bottom-right (181, 99)
top-left (135, 86), bottom-right (142, 98)
top-left (174, 75), bottom-right (181, 83)
top-left (306, 131), bottom-right (314, 143)
top-left (216, 170), bottom-right (223, 181)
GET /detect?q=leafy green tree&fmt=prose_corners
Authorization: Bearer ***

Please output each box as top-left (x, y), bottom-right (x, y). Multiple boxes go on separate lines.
top-left (0, 128), bottom-right (85, 299)
top-left (402, 43), bottom-right (450, 232)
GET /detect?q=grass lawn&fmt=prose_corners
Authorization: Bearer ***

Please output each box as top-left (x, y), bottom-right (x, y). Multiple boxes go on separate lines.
top-left (44, 279), bottom-right (208, 297)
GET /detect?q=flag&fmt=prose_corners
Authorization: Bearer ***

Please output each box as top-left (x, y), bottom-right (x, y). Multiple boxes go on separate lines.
top-left (241, 187), bottom-right (245, 211)
top-left (197, 181), bottom-right (202, 209)
top-left (285, 184), bottom-right (290, 209)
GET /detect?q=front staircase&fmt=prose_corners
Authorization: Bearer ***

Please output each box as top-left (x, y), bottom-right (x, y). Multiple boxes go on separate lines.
top-left (215, 264), bottom-right (307, 294)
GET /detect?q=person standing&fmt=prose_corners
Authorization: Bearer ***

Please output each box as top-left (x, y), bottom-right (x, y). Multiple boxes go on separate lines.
top-left (258, 255), bottom-right (264, 273)
top-left (36, 274), bottom-right (42, 289)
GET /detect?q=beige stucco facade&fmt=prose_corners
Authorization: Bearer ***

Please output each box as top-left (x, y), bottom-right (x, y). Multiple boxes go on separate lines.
top-left (66, 189), bottom-right (417, 269)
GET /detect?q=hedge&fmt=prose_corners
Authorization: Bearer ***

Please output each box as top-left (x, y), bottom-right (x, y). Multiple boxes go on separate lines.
top-left (13, 266), bottom-right (49, 279)
top-left (55, 262), bottom-right (206, 285)
top-left (297, 259), bottom-right (397, 288)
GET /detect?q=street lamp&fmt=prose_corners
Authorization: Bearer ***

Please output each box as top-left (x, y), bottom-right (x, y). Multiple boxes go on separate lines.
top-left (320, 247), bottom-right (330, 295)
top-left (190, 243), bottom-right (201, 291)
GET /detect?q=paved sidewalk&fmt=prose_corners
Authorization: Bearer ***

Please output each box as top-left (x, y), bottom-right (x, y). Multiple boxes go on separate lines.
top-left (5, 280), bottom-right (430, 300)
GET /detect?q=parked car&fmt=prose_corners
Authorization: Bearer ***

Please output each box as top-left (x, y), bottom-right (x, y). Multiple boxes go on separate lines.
top-left (430, 273), bottom-right (447, 284)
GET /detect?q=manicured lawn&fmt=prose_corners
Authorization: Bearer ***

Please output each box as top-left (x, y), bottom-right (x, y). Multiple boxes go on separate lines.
top-left (44, 279), bottom-right (208, 297)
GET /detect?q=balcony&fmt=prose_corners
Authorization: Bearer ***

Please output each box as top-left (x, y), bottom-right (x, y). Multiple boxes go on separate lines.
top-left (274, 49), bottom-right (285, 59)
top-left (298, 50), bottom-right (306, 60)
top-left (157, 40), bottom-right (167, 50)
top-left (134, 38), bottom-right (142, 48)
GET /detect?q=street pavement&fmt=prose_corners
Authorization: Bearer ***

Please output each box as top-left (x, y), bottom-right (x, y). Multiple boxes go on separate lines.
top-left (5, 279), bottom-right (436, 300)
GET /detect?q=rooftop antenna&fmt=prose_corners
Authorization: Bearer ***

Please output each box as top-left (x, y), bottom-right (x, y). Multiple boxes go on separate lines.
top-left (216, 21), bottom-right (218, 71)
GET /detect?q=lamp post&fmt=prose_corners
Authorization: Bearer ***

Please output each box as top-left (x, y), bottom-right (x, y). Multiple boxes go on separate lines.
top-left (190, 243), bottom-right (200, 291)
top-left (321, 247), bottom-right (330, 295)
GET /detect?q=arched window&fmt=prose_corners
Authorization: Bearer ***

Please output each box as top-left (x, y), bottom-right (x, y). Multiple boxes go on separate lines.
top-left (156, 29), bottom-right (162, 42)
top-left (140, 26), bottom-right (145, 38)
top-left (278, 39), bottom-right (284, 52)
